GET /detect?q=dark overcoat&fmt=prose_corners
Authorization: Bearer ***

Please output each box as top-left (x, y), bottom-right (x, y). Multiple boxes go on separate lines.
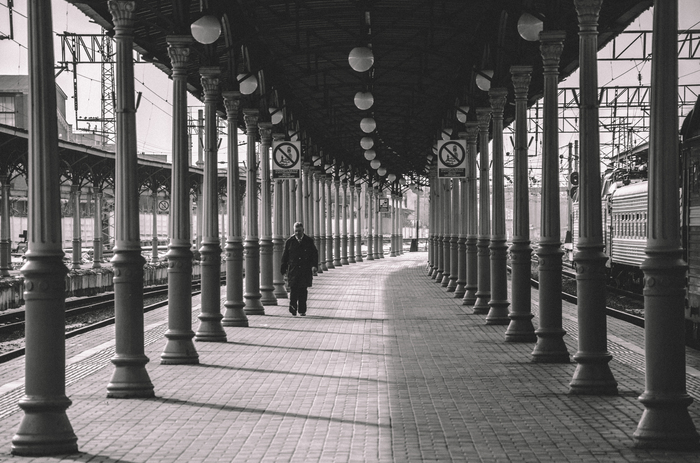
top-left (281, 234), bottom-right (319, 288)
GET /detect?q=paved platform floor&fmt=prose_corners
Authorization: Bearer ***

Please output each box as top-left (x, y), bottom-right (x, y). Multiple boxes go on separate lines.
top-left (1, 252), bottom-right (700, 461)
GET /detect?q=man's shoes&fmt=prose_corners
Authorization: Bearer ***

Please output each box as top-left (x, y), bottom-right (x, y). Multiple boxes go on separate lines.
top-left (299, 312), bottom-right (306, 316)
top-left (289, 305), bottom-right (297, 316)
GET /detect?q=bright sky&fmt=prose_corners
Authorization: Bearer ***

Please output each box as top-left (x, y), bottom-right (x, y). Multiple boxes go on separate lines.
top-left (0, 0), bottom-right (698, 171)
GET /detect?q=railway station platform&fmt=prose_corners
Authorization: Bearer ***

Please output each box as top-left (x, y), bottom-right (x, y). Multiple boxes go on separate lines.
top-left (0, 252), bottom-right (699, 462)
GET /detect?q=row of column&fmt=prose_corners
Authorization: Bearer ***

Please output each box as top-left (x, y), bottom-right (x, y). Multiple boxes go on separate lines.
top-left (426, 0), bottom-right (697, 450)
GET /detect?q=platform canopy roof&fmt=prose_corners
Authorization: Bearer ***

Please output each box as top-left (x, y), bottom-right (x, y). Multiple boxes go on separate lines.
top-left (68, 0), bottom-right (652, 188)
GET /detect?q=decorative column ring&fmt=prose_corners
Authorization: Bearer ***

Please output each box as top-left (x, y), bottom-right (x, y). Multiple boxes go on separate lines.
top-left (221, 91), bottom-right (249, 326)
top-left (505, 65), bottom-right (536, 342)
top-left (473, 108), bottom-right (492, 314)
top-left (194, 66), bottom-right (226, 342)
top-left (258, 122), bottom-right (277, 305)
top-left (105, 0), bottom-right (154, 399)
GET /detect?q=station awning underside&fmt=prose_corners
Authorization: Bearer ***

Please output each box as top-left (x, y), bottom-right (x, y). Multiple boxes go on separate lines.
top-left (67, 0), bottom-right (653, 187)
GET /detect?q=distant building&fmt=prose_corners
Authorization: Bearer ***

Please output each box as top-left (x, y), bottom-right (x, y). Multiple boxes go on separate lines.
top-left (0, 75), bottom-right (108, 148)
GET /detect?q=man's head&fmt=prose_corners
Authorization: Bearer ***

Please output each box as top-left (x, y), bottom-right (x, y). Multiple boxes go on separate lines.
top-left (294, 222), bottom-right (304, 238)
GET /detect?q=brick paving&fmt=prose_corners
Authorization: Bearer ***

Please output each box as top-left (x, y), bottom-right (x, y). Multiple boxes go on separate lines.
top-left (0, 252), bottom-right (699, 461)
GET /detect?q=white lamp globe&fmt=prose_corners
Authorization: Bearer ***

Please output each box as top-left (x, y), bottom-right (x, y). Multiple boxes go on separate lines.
top-left (191, 15), bottom-right (221, 44)
top-left (269, 107), bottom-right (283, 124)
top-left (354, 91), bottom-right (374, 110)
top-left (476, 70), bottom-right (493, 92)
top-left (364, 149), bottom-right (376, 161)
top-left (238, 73), bottom-right (258, 95)
top-left (517, 13), bottom-right (544, 42)
top-left (441, 128), bottom-right (452, 140)
top-left (387, 173), bottom-right (396, 182)
top-left (348, 47), bottom-right (374, 72)
top-left (456, 105), bottom-right (470, 123)
top-left (399, 178), bottom-right (406, 185)
top-left (360, 136), bottom-right (374, 150)
top-left (378, 167), bottom-right (387, 176)
top-left (360, 117), bottom-right (376, 133)
top-left (370, 159), bottom-right (381, 169)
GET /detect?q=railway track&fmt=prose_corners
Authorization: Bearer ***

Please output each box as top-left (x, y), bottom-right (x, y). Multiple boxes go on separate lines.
top-left (0, 278), bottom-right (222, 364)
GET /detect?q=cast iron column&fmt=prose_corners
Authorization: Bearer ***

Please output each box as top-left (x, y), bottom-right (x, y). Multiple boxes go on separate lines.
top-left (151, 188), bottom-right (158, 262)
top-left (325, 175), bottom-right (335, 268)
top-left (375, 188), bottom-right (383, 259)
top-left (448, 178), bottom-right (460, 291)
top-left (313, 170), bottom-right (323, 273)
top-left (258, 122), bottom-right (277, 305)
top-left (486, 88), bottom-right (510, 324)
top-left (348, 181), bottom-right (356, 263)
top-left (367, 183), bottom-right (374, 261)
top-left (532, 32), bottom-right (570, 362)
top-left (92, 190), bottom-right (103, 268)
top-left (0, 176), bottom-right (10, 276)
top-left (106, 0), bottom-right (154, 398)
top-left (356, 181), bottom-right (364, 262)
top-left (433, 177), bottom-right (443, 280)
top-left (221, 91), bottom-right (249, 325)
top-left (194, 67), bottom-right (225, 341)
top-left (318, 171), bottom-right (329, 271)
top-left (570, 1), bottom-right (616, 392)
top-left (506, 66), bottom-right (536, 342)
top-left (473, 108), bottom-right (492, 314)
top-left (11, 0), bottom-right (78, 452)
top-left (454, 139), bottom-right (467, 298)
top-left (341, 178), bottom-right (349, 264)
top-left (441, 180), bottom-right (451, 285)
top-left (333, 175), bottom-right (342, 266)
top-left (71, 183), bottom-right (81, 270)
top-left (634, 0), bottom-right (699, 448)
top-left (243, 109), bottom-right (265, 314)
top-left (272, 133), bottom-right (289, 296)
top-left (462, 130), bottom-right (478, 302)
top-left (161, 35), bottom-right (201, 363)
top-left (428, 167), bottom-right (436, 276)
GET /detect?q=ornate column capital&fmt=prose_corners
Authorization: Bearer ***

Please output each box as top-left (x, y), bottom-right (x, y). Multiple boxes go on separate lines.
top-left (488, 88), bottom-right (508, 119)
top-left (166, 35), bottom-right (192, 72)
top-left (476, 108), bottom-right (491, 131)
top-left (510, 66), bottom-right (532, 100)
top-left (540, 31), bottom-right (567, 72)
top-left (574, 0), bottom-right (602, 30)
top-left (243, 109), bottom-right (260, 132)
top-left (199, 67), bottom-right (221, 101)
top-left (222, 91), bottom-right (241, 119)
top-left (258, 122), bottom-right (273, 144)
top-left (108, 0), bottom-right (135, 30)
top-left (464, 122), bottom-right (479, 143)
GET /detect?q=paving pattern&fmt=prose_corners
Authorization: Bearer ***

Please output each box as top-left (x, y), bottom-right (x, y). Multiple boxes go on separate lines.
top-left (0, 252), bottom-right (699, 462)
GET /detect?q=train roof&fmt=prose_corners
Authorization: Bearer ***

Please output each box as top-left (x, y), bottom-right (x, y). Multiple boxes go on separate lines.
top-left (609, 180), bottom-right (648, 198)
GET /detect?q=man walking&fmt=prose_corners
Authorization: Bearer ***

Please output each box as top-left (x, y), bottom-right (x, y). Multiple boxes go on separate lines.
top-left (281, 222), bottom-right (319, 316)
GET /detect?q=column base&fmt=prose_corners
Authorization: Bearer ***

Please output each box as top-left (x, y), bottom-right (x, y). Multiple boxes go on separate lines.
top-left (634, 394), bottom-right (699, 450)
top-left (569, 353), bottom-right (618, 395)
top-left (107, 355), bottom-right (155, 398)
top-left (333, 259), bottom-right (342, 267)
top-left (194, 312), bottom-right (227, 342)
top-left (367, 254), bottom-right (374, 261)
top-left (441, 274), bottom-right (450, 287)
top-left (261, 289), bottom-right (278, 305)
top-left (485, 302), bottom-right (510, 325)
top-left (462, 288), bottom-right (477, 306)
top-left (447, 277), bottom-right (457, 292)
top-left (356, 255), bottom-right (363, 262)
top-left (243, 297), bottom-right (265, 315)
top-left (12, 396), bottom-right (78, 456)
top-left (222, 299), bottom-right (249, 326)
top-left (531, 329), bottom-right (569, 363)
top-left (454, 284), bottom-right (466, 298)
top-left (161, 330), bottom-right (199, 364)
top-left (341, 258), bottom-right (349, 265)
top-left (505, 315), bottom-right (536, 342)
top-left (472, 294), bottom-right (490, 315)
top-left (273, 284), bottom-right (287, 299)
